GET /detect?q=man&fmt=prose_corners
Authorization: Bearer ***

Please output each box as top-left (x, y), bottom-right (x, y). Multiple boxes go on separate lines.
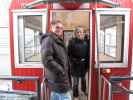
top-left (68, 26), bottom-right (89, 98)
top-left (40, 20), bottom-right (72, 100)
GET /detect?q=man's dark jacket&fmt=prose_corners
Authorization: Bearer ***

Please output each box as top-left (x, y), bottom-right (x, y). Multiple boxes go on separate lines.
top-left (40, 32), bottom-right (71, 93)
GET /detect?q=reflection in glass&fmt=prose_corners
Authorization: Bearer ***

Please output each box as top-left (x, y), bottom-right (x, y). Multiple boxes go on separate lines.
top-left (99, 15), bottom-right (124, 62)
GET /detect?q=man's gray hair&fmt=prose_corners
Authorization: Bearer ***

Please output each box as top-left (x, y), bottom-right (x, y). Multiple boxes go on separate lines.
top-left (51, 20), bottom-right (62, 25)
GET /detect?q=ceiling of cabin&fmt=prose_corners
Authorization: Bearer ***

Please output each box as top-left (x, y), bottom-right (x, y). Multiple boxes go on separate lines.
top-left (52, 11), bottom-right (90, 31)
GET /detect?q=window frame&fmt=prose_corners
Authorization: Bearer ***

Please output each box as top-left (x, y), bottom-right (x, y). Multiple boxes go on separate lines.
top-left (96, 8), bottom-right (130, 68)
top-left (12, 9), bottom-right (48, 68)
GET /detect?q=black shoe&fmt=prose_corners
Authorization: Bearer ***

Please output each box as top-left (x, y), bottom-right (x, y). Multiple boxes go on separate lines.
top-left (73, 89), bottom-right (79, 97)
top-left (73, 91), bottom-right (79, 97)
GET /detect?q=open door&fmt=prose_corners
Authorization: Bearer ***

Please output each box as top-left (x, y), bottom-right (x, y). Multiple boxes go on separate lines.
top-left (95, 8), bottom-right (130, 100)
top-left (96, 8), bottom-right (130, 68)
top-left (50, 10), bottom-right (92, 100)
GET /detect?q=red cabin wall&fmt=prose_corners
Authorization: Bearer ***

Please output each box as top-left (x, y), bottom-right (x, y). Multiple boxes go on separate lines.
top-left (9, 0), bottom-right (133, 99)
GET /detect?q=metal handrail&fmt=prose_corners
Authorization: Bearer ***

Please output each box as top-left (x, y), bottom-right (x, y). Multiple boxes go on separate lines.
top-left (101, 75), bottom-right (112, 100)
top-left (101, 75), bottom-right (133, 100)
top-left (109, 76), bottom-right (133, 94)
top-left (0, 75), bottom-right (40, 100)
top-left (110, 76), bottom-right (133, 82)
top-left (41, 78), bottom-right (51, 100)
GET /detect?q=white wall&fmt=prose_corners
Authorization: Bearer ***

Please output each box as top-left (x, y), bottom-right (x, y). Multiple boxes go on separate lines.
top-left (0, 0), bottom-right (12, 90)
top-left (0, 0), bottom-right (11, 75)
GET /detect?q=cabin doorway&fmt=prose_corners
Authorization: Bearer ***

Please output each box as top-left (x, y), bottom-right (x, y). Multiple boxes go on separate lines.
top-left (51, 10), bottom-right (92, 100)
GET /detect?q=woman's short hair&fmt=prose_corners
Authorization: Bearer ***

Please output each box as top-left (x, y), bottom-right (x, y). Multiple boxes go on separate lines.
top-left (74, 26), bottom-right (83, 34)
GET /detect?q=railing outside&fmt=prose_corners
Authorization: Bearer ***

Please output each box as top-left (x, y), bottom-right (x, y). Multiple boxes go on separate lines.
top-left (0, 76), bottom-right (40, 100)
top-left (100, 75), bottom-right (133, 100)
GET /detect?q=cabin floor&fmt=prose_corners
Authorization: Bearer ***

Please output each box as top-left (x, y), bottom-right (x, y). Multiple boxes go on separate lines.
top-left (72, 72), bottom-right (88, 100)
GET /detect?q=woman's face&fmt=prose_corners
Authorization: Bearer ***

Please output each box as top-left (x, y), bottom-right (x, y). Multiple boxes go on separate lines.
top-left (75, 28), bottom-right (84, 40)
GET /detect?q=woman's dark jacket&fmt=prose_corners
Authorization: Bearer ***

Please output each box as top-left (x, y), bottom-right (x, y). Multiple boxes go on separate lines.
top-left (40, 33), bottom-right (71, 93)
top-left (68, 37), bottom-right (89, 77)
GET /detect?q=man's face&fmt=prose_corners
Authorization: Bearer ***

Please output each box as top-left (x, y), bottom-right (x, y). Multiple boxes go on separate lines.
top-left (52, 22), bottom-right (64, 38)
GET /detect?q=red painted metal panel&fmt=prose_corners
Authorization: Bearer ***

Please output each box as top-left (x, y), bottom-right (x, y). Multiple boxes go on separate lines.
top-left (12, 68), bottom-right (43, 91)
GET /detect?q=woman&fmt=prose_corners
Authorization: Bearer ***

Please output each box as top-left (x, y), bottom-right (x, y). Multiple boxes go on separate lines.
top-left (68, 26), bottom-right (89, 98)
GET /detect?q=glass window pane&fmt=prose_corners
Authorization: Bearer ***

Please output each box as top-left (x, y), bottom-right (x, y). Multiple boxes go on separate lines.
top-left (18, 15), bottom-right (42, 63)
top-left (99, 15), bottom-right (124, 62)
